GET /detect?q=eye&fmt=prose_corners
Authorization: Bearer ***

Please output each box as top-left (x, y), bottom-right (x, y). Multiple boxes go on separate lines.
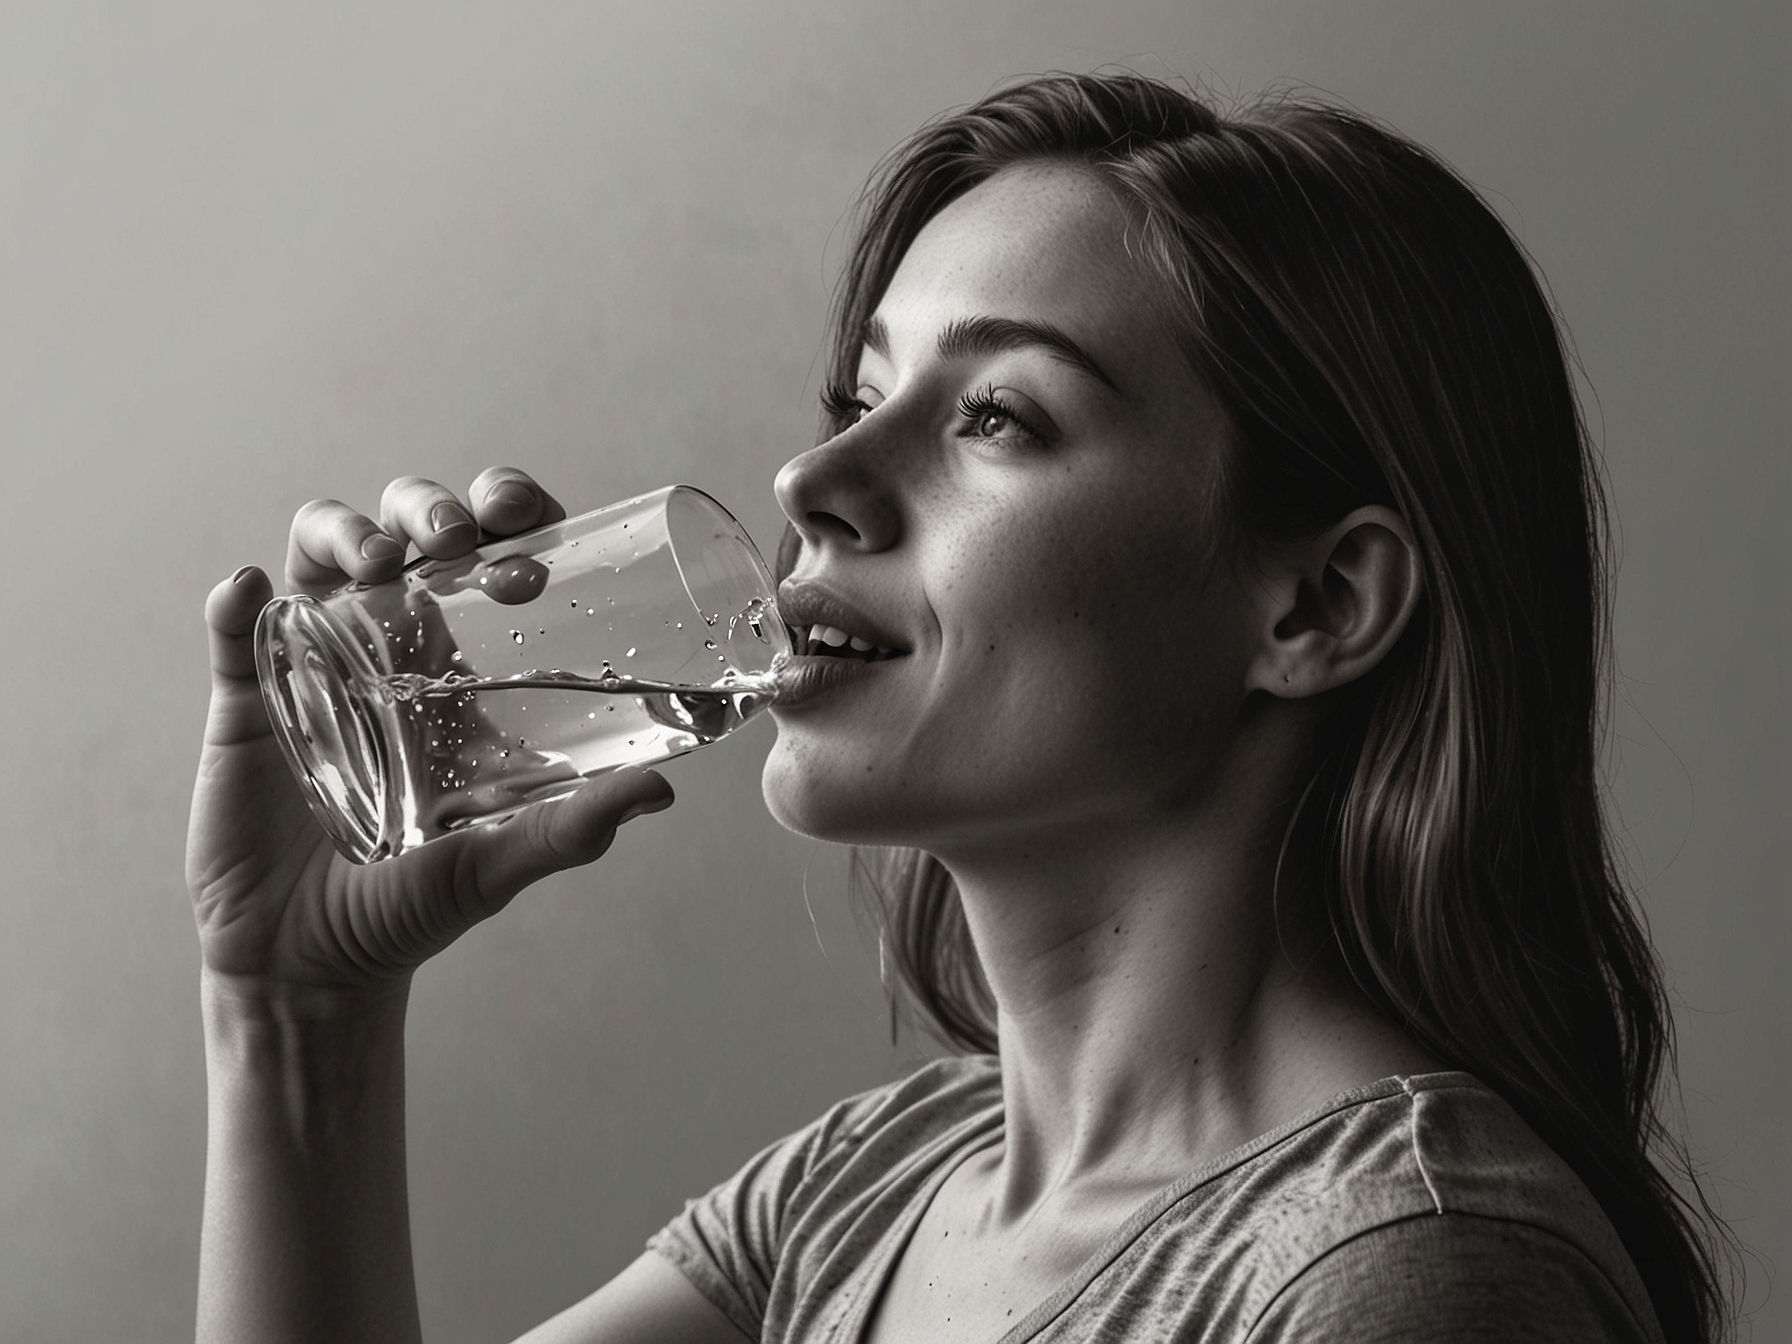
top-left (957, 385), bottom-right (1044, 443)
top-left (820, 381), bottom-right (881, 431)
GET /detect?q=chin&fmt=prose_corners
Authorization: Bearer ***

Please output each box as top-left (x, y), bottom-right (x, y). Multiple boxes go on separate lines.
top-left (759, 735), bottom-right (921, 846)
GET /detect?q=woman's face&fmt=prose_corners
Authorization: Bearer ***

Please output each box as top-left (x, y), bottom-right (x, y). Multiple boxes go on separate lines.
top-left (763, 162), bottom-right (1262, 857)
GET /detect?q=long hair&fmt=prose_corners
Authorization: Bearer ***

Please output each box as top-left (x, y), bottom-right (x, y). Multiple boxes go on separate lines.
top-left (806, 72), bottom-right (1728, 1342)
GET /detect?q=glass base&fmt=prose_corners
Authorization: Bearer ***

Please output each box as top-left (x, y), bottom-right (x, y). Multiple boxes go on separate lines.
top-left (254, 595), bottom-right (398, 864)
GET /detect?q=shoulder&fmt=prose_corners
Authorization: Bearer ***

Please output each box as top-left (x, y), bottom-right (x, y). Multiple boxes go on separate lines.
top-left (680, 1053), bottom-right (1002, 1237)
top-left (1300, 1072), bottom-right (1622, 1235)
top-left (1265, 1073), bottom-right (1665, 1342)
top-left (756, 1053), bottom-right (1001, 1189)
top-left (1355, 1069), bottom-right (1654, 1328)
top-left (1220, 1072), bottom-right (1641, 1245)
top-left (1246, 1211), bottom-right (1663, 1343)
top-left (823, 1053), bottom-right (1003, 1151)
top-left (650, 1054), bottom-right (1001, 1246)
top-left (1132, 1073), bottom-right (1663, 1343)
top-left (646, 1055), bottom-right (1002, 1340)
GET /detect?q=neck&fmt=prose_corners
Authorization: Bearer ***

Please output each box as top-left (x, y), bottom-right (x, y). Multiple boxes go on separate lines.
top-left (932, 730), bottom-right (1433, 1222)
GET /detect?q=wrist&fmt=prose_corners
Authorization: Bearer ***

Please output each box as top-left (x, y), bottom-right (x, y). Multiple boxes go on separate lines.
top-left (202, 964), bottom-right (411, 1027)
top-left (195, 973), bottom-right (419, 1343)
top-left (202, 968), bottom-right (410, 1095)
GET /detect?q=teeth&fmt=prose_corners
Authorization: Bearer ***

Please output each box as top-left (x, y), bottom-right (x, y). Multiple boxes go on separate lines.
top-left (797, 621), bottom-right (897, 657)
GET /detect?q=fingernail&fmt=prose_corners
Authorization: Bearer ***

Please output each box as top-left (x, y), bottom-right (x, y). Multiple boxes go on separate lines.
top-left (487, 481), bottom-right (535, 509)
top-left (231, 564), bottom-right (258, 584)
top-left (431, 502), bottom-right (476, 534)
top-left (361, 534), bottom-right (405, 562)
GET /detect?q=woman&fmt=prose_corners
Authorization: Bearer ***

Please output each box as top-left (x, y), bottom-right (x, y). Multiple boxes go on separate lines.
top-left (187, 73), bottom-right (1726, 1341)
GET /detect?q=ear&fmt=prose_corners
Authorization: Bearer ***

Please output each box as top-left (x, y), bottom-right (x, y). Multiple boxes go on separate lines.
top-left (1244, 505), bottom-right (1423, 699)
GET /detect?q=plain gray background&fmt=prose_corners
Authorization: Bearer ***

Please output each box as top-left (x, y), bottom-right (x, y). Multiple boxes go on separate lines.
top-left (0, 2), bottom-right (1783, 1340)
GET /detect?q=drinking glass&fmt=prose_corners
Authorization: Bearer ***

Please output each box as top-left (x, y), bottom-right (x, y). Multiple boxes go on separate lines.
top-left (254, 485), bottom-right (789, 863)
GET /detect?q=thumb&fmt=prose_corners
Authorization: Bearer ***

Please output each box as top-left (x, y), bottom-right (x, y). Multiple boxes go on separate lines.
top-left (426, 768), bottom-right (675, 918)
top-left (202, 565), bottom-right (277, 746)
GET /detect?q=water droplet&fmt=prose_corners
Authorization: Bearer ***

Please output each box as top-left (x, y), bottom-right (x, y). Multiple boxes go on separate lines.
top-left (450, 650), bottom-right (463, 662)
top-left (481, 556), bottom-right (550, 604)
top-left (518, 737), bottom-right (527, 747)
top-left (744, 598), bottom-right (769, 639)
top-left (605, 703), bottom-right (614, 712)
top-left (675, 622), bottom-right (683, 630)
top-left (499, 749), bottom-right (510, 758)
top-left (585, 608), bottom-right (595, 616)
top-left (626, 646), bottom-right (636, 656)
top-left (704, 639), bottom-right (717, 650)
top-left (587, 711), bottom-right (596, 719)
top-left (628, 739), bottom-right (635, 745)
top-left (572, 600), bottom-right (579, 608)
top-left (510, 629), bottom-right (525, 644)
top-left (716, 654), bottom-right (726, 662)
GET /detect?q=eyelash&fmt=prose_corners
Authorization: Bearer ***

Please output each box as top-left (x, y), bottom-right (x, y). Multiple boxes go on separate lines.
top-left (956, 384), bottom-right (1041, 442)
top-left (818, 381), bottom-right (1043, 443)
top-left (819, 381), bottom-right (870, 428)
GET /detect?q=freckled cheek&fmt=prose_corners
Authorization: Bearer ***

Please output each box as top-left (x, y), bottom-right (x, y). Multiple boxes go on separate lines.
top-left (960, 536), bottom-right (1221, 722)
top-left (952, 531), bottom-right (1127, 652)
top-left (946, 501), bottom-right (1096, 612)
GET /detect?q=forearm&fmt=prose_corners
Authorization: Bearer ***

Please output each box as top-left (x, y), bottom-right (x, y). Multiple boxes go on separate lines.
top-left (197, 970), bottom-right (420, 1344)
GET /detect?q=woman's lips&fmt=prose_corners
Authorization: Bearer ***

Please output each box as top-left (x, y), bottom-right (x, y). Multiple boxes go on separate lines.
top-left (770, 651), bottom-right (903, 708)
top-left (776, 580), bottom-right (908, 659)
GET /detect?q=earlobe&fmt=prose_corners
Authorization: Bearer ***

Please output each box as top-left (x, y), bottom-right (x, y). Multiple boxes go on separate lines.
top-left (1247, 505), bottom-right (1422, 698)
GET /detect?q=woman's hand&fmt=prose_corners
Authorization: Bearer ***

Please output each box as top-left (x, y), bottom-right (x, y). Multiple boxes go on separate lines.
top-left (186, 467), bottom-right (676, 1002)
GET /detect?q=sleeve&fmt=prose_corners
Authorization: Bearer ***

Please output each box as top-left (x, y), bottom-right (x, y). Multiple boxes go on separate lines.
top-left (643, 1094), bottom-right (871, 1341)
top-left (1245, 1213), bottom-right (1661, 1344)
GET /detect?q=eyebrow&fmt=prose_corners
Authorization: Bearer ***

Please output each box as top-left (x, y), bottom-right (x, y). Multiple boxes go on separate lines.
top-left (857, 313), bottom-right (1119, 393)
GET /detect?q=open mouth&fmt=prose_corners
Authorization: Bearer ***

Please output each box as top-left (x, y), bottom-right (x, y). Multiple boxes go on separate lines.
top-left (792, 623), bottom-right (903, 664)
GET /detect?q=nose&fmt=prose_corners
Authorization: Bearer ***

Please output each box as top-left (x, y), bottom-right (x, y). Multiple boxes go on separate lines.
top-left (773, 424), bottom-right (902, 558)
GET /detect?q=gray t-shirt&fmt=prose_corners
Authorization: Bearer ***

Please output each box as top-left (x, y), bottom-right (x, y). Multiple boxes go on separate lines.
top-left (648, 1059), bottom-right (1664, 1342)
